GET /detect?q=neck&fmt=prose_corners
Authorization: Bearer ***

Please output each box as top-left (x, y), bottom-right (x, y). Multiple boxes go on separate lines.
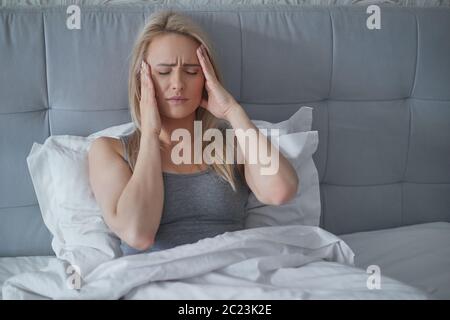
top-left (159, 112), bottom-right (197, 151)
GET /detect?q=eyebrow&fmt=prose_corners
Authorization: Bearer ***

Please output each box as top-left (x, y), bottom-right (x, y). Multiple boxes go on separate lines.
top-left (156, 63), bottom-right (201, 67)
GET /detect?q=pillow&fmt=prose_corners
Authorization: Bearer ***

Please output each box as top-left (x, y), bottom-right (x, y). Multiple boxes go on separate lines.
top-left (26, 106), bottom-right (314, 273)
top-left (26, 122), bottom-right (135, 275)
top-left (252, 106), bottom-right (313, 134)
top-left (244, 130), bottom-right (321, 229)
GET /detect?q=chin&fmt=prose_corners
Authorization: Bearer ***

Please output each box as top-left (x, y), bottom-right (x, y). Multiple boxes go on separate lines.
top-left (161, 109), bottom-right (195, 120)
top-left (161, 103), bottom-right (199, 120)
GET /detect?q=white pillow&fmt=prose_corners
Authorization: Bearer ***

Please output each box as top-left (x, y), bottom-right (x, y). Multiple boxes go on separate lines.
top-left (26, 106), bottom-right (315, 272)
top-left (26, 122), bottom-right (135, 275)
top-left (245, 130), bottom-right (321, 229)
top-left (252, 106), bottom-right (313, 134)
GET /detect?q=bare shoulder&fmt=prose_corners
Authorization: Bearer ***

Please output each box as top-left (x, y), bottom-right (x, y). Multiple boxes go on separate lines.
top-left (89, 136), bottom-right (125, 160)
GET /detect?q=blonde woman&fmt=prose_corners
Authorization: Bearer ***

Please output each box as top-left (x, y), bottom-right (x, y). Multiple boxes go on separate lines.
top-left (88, 10), bottom-right (298, 255)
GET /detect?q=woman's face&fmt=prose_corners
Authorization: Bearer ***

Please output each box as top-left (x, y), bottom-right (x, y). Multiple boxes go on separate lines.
top-left (145, 33), bottom-right (205, 120)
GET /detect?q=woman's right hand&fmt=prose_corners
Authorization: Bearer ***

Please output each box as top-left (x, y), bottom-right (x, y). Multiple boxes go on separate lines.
top-left (140, 60), bottom-right (161, 136)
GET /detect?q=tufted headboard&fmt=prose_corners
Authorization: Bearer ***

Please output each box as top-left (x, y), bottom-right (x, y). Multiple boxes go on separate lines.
top-left (1, 4), bottom-right (449, 256)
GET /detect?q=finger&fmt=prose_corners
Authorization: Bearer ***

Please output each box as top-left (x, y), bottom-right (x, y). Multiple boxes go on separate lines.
top-left (142, 60), bottom-right (159, 107)
top-left (197, 46), bottom-right (210, 79)
top-left (198, 45), bottom-right (218, 81)
top-left (140, 62), bottom-right (149, 102)
top-left (143, 60), bottom-right (155, 92)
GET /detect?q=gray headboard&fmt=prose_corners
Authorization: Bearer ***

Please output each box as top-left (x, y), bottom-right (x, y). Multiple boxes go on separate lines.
top-left (1, 4), bottom-right (449, 256)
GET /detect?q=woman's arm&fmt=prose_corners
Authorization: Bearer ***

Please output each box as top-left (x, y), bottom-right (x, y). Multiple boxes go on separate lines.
top-left (115, 133), bottom-right (164, 249)
top-left (88, 134), bottom-right (164, 251)
top-left (224, 103), bottom-right (299, 206)
top-left (89, 60), bottom-right (163, 251)
top-left (195, 44), bottom-right (297, 205)
top-left (116, 59), bottom-right (165, 250)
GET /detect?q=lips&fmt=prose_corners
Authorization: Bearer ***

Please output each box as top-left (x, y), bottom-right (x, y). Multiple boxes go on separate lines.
top-left (166, 97), bottom-right (188, 105)
top-left (167, 96), bottom-right (188, 100)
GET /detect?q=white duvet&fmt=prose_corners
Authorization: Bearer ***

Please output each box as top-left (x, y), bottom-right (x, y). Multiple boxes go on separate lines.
top-left (1, 225), bottom-right (430, 300)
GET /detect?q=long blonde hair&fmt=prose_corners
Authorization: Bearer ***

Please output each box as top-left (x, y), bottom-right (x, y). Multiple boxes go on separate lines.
top-left (127, 10), bottom-right (242, 191)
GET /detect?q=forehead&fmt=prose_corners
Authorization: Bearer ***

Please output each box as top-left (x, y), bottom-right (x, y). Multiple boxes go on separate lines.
top-left (146, 33), bottom-right (199, 61)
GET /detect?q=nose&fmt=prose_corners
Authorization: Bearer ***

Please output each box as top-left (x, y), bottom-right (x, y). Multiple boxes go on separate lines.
top-left (170, 69), bottom-right (184, 91)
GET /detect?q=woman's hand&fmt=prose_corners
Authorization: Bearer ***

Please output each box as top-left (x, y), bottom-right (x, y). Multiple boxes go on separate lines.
top-left (140, 60), bottom-right (161, 136)
top-left (196, 44), bottom-right (238, 120)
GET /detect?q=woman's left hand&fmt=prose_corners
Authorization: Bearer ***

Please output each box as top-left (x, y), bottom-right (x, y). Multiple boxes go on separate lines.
top-left (197, 44), bottom-right (238, 120)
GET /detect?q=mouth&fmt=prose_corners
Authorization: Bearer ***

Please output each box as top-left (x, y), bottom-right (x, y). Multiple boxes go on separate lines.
top-left (166, 96), bottom-right (188, 101)
top-left (166, 98), bottom-right (189, 104)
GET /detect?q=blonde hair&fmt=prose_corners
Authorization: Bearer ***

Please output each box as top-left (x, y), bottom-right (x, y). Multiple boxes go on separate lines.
top-left (127, 10), bottom-right (243, 191)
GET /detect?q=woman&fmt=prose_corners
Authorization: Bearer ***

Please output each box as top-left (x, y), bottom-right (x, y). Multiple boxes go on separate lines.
top-left (88, 10), bottom-right (298, 255)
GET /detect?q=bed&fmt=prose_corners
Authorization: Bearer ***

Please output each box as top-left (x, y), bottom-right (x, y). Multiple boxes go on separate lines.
top-left (341, 222), bottom-right (450, 300)
top-left (1, 222), bottom-right (448, 299)
top-left (0, 225), bottom-right (433, 299)
top-left (0, 3), bottom-right (449, 299)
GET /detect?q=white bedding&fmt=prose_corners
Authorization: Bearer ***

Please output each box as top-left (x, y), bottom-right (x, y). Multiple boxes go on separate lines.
top-left (0, 256), bottom-right (56, 300)
top-left (1, 225), bottom-right (429, 300)
top-left (341, 222), bottom-right (450, 300)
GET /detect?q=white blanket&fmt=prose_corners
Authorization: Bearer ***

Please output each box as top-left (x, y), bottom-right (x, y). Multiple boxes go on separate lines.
top-left (2, 226), bottom-right (430, 300)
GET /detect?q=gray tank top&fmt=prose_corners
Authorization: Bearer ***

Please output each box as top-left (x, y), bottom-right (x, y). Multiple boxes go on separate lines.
top-left (118, 132), bottom-right (251, 256)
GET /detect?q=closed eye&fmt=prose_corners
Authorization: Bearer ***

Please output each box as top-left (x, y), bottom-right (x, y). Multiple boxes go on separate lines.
top-left (158, 71), bottom-right (198, 75)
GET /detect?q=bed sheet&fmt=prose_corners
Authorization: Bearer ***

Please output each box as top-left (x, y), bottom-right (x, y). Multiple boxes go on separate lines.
top-left (0, 225), bottom-right (430, 300)
top-left (0, 256), bottom-right (56, 299)
top-left (340, 222), bottom-right (450, 300)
